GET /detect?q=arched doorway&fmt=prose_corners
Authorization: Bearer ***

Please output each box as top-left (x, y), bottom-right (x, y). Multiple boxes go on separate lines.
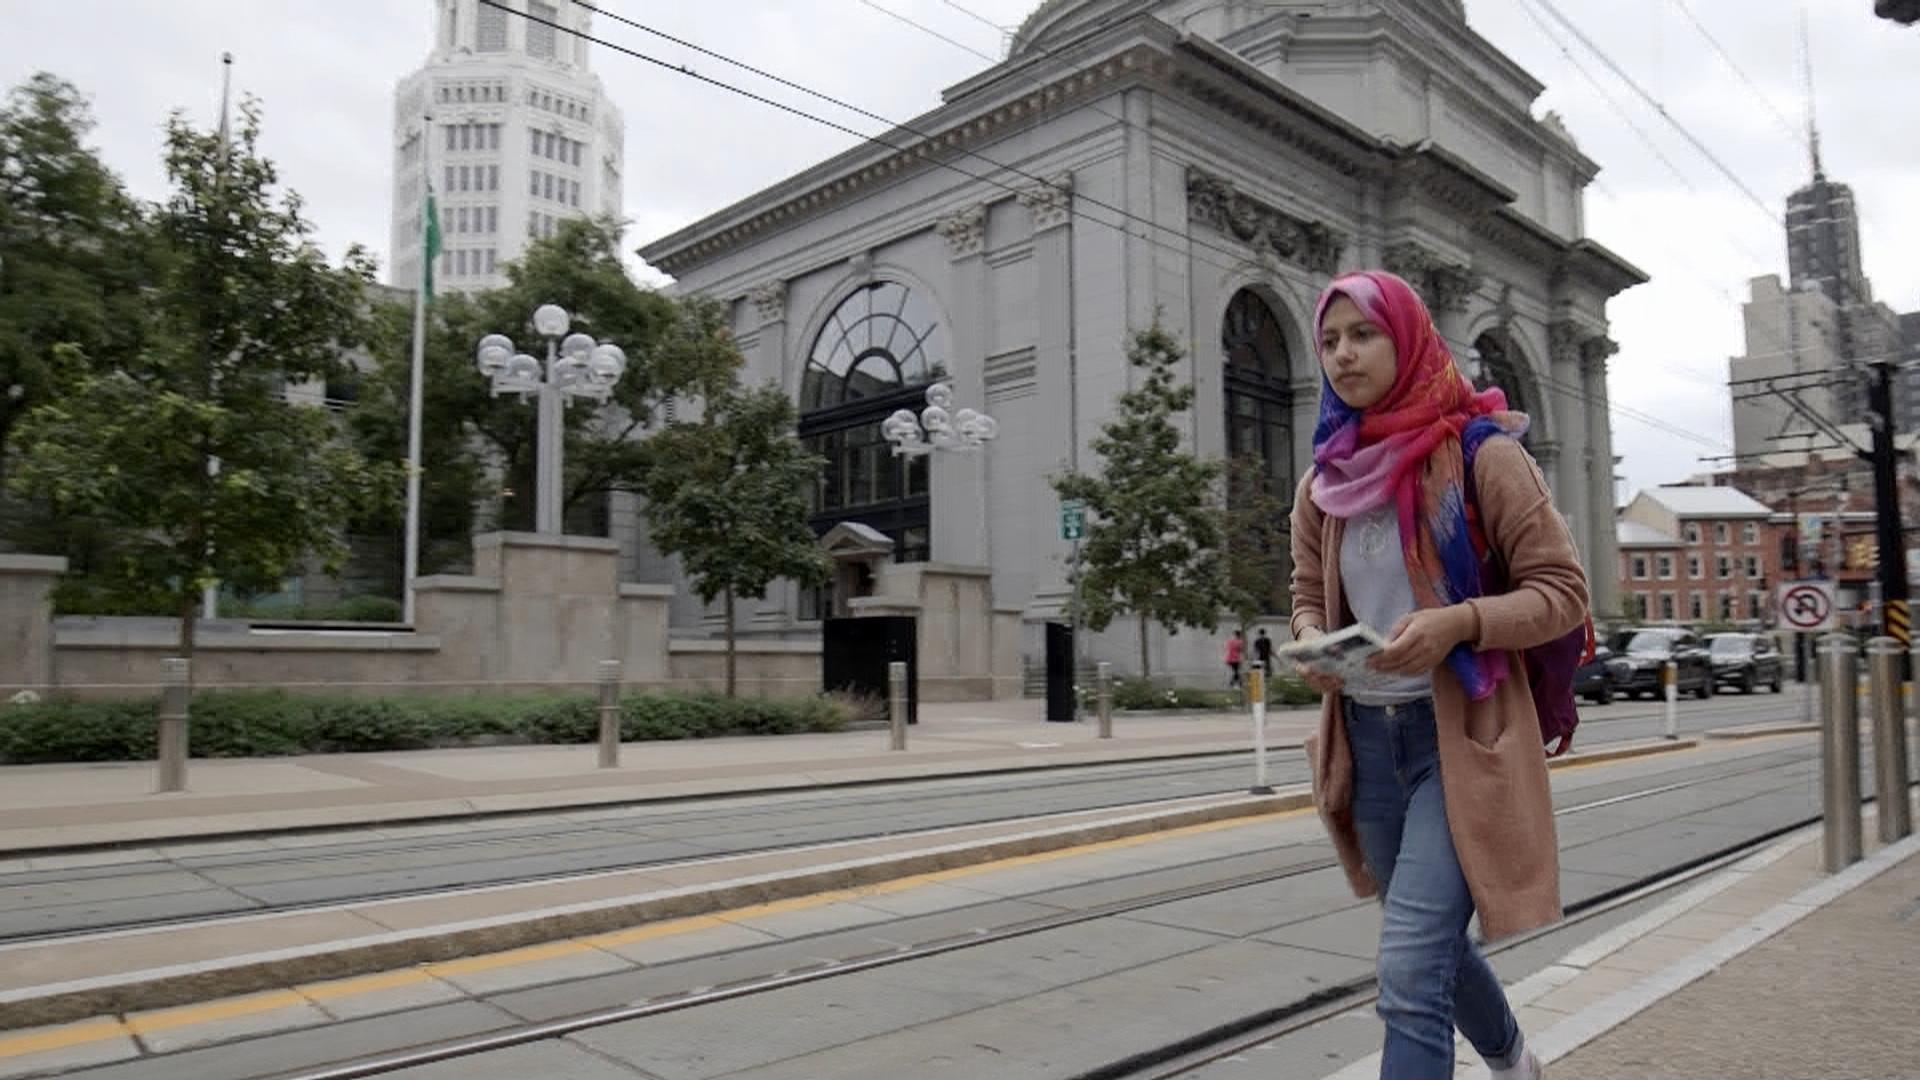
top-left (796, 281), bottom-right (947, 620)
top-left (1471, 329), bottom-right (1533, 421)
top-left (1222, 288), bottom-right (1295, 615)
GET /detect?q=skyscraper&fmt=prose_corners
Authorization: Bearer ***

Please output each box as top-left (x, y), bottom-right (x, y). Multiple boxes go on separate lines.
top-left (1785, 172), bottom-right (1867, 309)
top-left (389, 0), bottom-right (625, 294)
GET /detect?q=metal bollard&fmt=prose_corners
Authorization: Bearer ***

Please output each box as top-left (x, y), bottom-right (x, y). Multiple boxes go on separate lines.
top-left (1662, 660), bottom-right (1678, 740)
top-left (888, 661), bottom-right (908, 752)
top-left (156, 658), bottom-right (191, 793)
top-left (1818, 632), bottom-right (1863, 872)
top-left (1868, 638), bottom-right (1913, 842)
top-left (1096, 661), bottom-right (1113, 740)
top-left (597, 659), bottom-right (622, 769)
top-left (1247, 667), bottom-right (1273, 795)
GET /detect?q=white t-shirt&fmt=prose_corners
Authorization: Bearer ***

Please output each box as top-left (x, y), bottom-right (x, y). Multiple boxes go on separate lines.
top-left (1338, 503), bottom-right (1434, 705)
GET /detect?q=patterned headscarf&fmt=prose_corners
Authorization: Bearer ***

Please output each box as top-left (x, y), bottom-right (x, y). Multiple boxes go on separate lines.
top-left (1308, 270), bottom-right (1530, 701)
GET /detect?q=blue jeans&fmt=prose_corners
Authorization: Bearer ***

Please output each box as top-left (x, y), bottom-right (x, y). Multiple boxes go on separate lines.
top-left (1344, 698), bottom-right (1525, 1078)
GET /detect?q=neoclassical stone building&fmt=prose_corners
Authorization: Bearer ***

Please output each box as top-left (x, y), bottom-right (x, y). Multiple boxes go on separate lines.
top-left (637, 0), bottom-right (1643, 677)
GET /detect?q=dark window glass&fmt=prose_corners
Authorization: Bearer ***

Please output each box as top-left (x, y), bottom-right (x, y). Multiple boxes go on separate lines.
top-left (1221, 289), bottom-right (1296, 615)
top-left (1471, 330), bottom-right (1531, 419)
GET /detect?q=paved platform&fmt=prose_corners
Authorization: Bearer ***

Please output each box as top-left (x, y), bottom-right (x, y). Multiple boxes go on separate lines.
top-left (1542, 815), bottom-right (1920, 1080)
top-left (1313, 797), bottom-right (1920, 1080)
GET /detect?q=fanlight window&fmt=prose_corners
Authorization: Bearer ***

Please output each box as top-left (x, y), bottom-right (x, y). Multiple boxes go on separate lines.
top-left (802, 282), bottom-right (946, 411)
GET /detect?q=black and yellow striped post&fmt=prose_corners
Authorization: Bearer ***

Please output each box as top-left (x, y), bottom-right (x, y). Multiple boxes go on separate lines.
top-left (1885, 599), bottom-right (1911, 682)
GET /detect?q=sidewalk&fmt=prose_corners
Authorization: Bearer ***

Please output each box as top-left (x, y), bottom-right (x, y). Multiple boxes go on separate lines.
top-left (1479, 801), bottom-right (1920, 1080)
top-left (0, 700), bottom-right (1321, 854)
top-left (1549, 836), bottom-right (1920, 1079)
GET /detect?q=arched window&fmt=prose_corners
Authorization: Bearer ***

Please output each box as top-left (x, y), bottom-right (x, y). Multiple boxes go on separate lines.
top-left (1472, 330), bottom-right (1531, 420)
top-left (802, 281), bottom-right (945, 410)
top-left (797, 282), bottom-right (949, 573)
top-left (1222, 288), bottom-right (1296, 615)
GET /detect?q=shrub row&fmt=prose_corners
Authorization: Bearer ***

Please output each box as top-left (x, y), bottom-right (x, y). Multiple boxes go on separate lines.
top-left (1089, 674), bottom-right (1323, 712)
top-left (0, 690), bottom-right (849, 764)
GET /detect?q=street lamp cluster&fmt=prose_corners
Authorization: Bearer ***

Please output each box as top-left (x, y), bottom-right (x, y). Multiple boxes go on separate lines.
top-left (474, 304), bottom-right (629, 535)
top-left (881, 382), bottom-right (998, 457)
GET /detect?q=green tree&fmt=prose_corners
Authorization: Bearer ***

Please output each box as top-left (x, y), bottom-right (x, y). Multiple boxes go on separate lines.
top-left (6, 98), bottom-right (397, 660)
top-left (0, 75), bottom-right (160, 585)
top-left (1222, 454), bottom-right (1292, 631)
top-left (637, 382), bottom-right (830, 697)
top-left (1053, 321), bottom-right (1232, 679)
top-left (0, 74), bottom-right (153, 474)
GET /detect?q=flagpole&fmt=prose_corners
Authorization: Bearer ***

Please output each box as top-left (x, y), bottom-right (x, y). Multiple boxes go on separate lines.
top-left (203, 51), bottom-right (234, 623)
top-left (403, 112), bottom-right (432, 626)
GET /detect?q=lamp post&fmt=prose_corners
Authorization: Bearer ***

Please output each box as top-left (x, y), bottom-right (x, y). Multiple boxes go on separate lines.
top-left (475, 305), bottom-right (628, 535)
top-left (879, 381), bottom-right (999, 458)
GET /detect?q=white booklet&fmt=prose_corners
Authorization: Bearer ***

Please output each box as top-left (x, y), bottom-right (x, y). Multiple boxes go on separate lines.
top-left (1272, 624), bottom-right (1390, 683)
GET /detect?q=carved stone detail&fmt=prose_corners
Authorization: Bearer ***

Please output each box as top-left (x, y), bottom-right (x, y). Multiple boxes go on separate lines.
top-left (1382, 242), bottom-right (1481, 314)
top-left (1547, 319), bottom-right (1585, 367)
top-left (1580, 334), bottom-right (1619, 370)
top-left (1017, 171), bottom-right (1074, 231)
top-left (749, 280), bottom-right (787, 324)
top-left (1186, 168), bottom-right (1344, 275)
top-left (937, 203), bottom-right (988, 259)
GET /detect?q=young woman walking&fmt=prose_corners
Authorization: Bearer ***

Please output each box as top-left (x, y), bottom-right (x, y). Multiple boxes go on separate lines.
top-left (1288, 270), bottom-right (1588, 1079)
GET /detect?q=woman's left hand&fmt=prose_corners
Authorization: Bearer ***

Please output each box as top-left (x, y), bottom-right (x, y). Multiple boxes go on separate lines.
top-left (1370, 605), bottom-right (1476, 675)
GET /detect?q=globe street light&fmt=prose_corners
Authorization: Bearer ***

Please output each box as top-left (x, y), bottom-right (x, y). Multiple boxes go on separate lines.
top-left (880, 382), bottom-right (998, 457)
top-left (475, 304), bottom-right (629, 534)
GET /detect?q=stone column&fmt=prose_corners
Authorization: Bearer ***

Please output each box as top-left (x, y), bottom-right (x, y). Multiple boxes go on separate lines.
top-left (933, 202), bottom-right (991, 568)
top-left (1582, 334), bottom-right (1622, 619)
top-left (1021, 173), bottom-right (1076, 614)
top-left (748, 279), bottom-right (794, 628)
top-left (0, 555), bottom-right (67, 694)
top-left (1545, 319), bottom-right (1586, 535)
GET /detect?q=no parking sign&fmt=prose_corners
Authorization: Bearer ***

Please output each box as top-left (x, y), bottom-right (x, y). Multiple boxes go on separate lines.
top-left (1777, 581), bottom-right (1836, 632)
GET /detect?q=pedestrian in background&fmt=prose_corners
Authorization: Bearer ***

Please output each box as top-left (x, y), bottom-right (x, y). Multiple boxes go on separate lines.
top-left (1288, 270), bottom-right (1587, 1080)
top-left (1253, 628), bottom-right (1274, 675)
top-left (1223, 630), bottom-right (1245, 688)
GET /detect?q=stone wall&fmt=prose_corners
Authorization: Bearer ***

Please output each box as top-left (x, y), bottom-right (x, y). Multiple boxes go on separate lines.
top-left (0, 533), bottom-right (1023, 703)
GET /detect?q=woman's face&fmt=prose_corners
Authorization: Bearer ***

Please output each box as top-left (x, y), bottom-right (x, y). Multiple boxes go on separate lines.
top-left (1318, 295), bottom-right (1397, 411)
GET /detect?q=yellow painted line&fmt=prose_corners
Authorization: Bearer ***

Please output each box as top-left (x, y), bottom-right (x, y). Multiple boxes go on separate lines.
top-left (1547, 740), bottom-right (1700, 775)
top-left (0, 1018), bottom-right (130, 1058)
top-left (0, 803), bottom-right (1308, 1061)
top-left (124, 988), bottom-right (312, 1036)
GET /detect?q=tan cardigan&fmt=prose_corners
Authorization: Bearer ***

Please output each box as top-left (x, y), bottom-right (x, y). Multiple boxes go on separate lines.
top-left (1288, 437), bottom-right (1590, 941)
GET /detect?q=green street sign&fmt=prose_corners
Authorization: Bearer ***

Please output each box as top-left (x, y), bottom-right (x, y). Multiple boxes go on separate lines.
top-left (1060, 500), bottom-right (1085, 541)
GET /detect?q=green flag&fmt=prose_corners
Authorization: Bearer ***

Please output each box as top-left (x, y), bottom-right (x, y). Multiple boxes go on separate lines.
top-left (422, 186), bottom-right (442, 300)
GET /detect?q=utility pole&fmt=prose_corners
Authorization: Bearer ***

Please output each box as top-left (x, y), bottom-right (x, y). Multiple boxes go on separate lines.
top-left (1864, 358), bottom-right (1911, 670)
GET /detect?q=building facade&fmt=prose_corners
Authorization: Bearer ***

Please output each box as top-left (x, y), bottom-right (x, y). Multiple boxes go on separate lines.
top-left (389, 0), bottom-right (625, 294)
top-left (638, 0), bottom-right (1642, 675)
top-left (1616, 487), bottom-right (1780, 627)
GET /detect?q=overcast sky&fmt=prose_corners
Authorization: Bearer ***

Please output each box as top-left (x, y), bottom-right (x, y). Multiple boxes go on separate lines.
top-left (4, 1), bottom-right (1915, 502)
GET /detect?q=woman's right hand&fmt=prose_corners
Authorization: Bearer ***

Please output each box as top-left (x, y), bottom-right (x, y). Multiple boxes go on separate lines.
top-left (1292, 627), bottom-right (1345, 696)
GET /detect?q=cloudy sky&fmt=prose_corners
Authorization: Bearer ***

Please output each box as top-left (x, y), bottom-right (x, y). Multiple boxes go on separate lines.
top-left (4, 1), bottom-right (1915, 501)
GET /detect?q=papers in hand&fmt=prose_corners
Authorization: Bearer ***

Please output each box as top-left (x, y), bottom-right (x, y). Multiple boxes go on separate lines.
top-left (1273, 624), bottom-right (1389, 682)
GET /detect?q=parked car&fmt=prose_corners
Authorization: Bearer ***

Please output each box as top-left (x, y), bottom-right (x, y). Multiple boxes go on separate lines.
top-left (1573, 644), bottom-right (1627, 705)
top-left (1613, 627), bottom-right (1715, 700)
top-left (1705, 632), bottom-right (1785, 694)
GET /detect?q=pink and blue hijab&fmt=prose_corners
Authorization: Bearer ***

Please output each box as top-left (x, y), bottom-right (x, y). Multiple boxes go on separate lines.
top-left (1308, 270), bottom-right (1529, 701)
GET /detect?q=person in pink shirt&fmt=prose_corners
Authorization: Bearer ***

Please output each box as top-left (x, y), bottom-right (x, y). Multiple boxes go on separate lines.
top-left (1223, 630), bottom-right (1246, 688)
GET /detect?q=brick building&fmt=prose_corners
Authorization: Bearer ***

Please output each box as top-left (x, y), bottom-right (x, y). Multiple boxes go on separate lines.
top-left (1616, 487), bottom-right (1780, 626)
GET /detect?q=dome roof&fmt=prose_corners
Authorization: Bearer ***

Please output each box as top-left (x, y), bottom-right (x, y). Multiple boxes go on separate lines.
top-left (1009, 0), bottom-right (1134, 58)
top-left (1010, 1), bottom-right (1470, 58)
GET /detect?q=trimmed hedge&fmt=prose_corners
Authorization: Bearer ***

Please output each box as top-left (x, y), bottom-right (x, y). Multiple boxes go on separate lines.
top-left (0, 690), bottom-right (850, 764)
top-left (1091, 674), bottom-right (1323, 712)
